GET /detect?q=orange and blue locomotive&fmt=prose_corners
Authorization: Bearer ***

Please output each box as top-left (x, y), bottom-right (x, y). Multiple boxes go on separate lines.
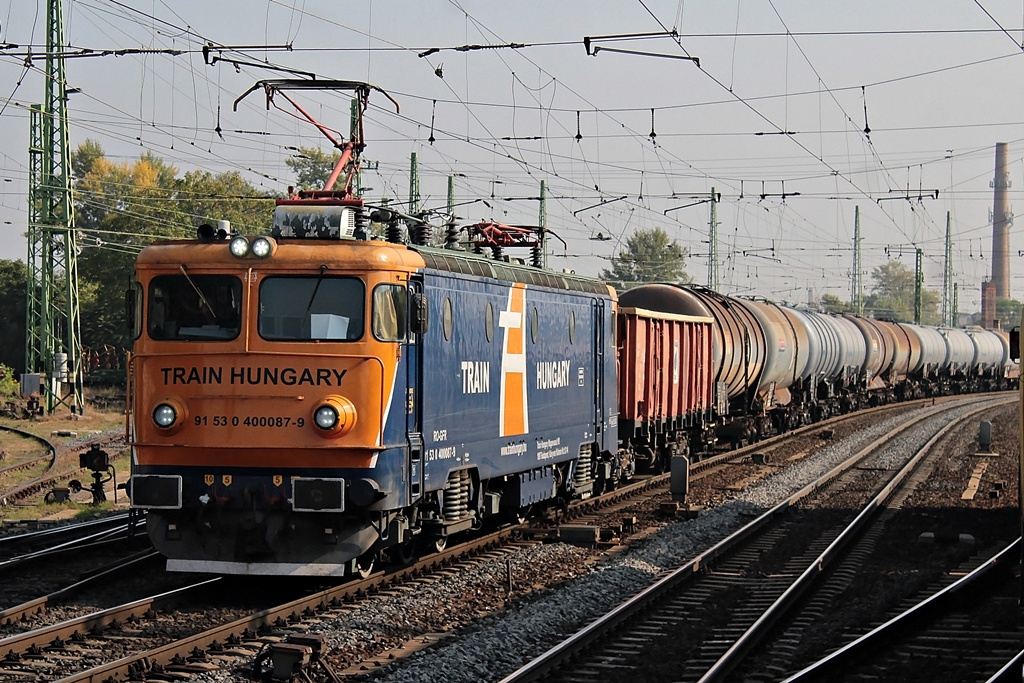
top-left (126, 198), bottom-right (625, 576)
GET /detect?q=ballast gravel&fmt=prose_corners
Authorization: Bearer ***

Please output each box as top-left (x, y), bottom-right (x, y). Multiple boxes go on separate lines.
top-left (187, 399), bottom-right (997, 683)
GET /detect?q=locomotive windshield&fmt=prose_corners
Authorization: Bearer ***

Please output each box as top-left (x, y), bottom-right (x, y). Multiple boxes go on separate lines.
top-left (259, 276), bottom-right (365, 341)
top-left (148, 274), bottom-right (242, 341)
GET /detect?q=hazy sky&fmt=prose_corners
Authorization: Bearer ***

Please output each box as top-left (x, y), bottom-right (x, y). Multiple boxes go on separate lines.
top-left (3, 1), bottom-right (1024, 310)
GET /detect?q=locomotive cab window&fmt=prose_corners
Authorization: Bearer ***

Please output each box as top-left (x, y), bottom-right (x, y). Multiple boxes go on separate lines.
top-left (372, 284), bottom-right (407, 341)
top-left (127, 281), bottom-right (143, 340)
top-left (148, 274), bottom-right (242, 341)
top-left (259, 276), bottom-right (365, 341)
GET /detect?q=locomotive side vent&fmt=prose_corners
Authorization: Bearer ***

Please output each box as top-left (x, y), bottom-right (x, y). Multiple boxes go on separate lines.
top-left (273, 204), bottom-right (356, 239)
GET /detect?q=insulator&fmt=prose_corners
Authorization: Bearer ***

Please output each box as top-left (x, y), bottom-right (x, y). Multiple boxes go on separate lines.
top-left (413, 220), bottom-right (431, 246)
top-left (445, 220), bottom-right (460, 249)
top-left (387, 221), bottom-right (403, 244)
top-left (491, 246), bottom-right (502, 260)
top-left (531, 244), bottom-right (542, 268)
top-left (354, 207), bottom-right (370, 240)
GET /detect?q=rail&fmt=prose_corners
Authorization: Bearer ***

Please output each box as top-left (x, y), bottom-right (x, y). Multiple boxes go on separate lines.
top-left (498, 397), bottom-right (1012, 683)
top-left (783, 537), bottom-right (1021, 682)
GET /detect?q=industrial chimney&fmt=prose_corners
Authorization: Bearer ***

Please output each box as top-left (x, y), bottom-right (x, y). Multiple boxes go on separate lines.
top-left (990, 142), bottom-right (1013, 299)
top-left (981, 280), bottom-right (997, 329)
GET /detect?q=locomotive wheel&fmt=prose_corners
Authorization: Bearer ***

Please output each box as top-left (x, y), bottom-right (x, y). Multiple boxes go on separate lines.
top-left (394, 537), bottom-right (417, 564)
top-left (511, 505), bottom-right (533, 525)
top-left (355, 552), bottom-right (376, 579)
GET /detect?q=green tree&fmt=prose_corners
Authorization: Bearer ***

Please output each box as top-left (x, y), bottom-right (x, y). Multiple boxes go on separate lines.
top-left (0, 364), bottom-right (18, 398)
top-left (75, 149), bottom-right (188, 350)
top-left (72, 142), bottom-right (271, 351)
top-left (600, 227), bottom-right (691, 291)
top-left (284, 146), bottom-right (343, 191)
top-left (71, 138), bottom-right (105, 181)
top-left (995, 297), bottom-right (1023, 330)
top-left (864, 260), bottom-right (939, 324)
top-left (0, 260), bottom-right (27, 374)
top-left (819, 293), bottom-right (852, 315)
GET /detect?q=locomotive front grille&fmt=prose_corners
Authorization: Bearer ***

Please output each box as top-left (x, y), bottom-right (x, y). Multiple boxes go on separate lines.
top-left (292, 477), bottom-right (345, 512)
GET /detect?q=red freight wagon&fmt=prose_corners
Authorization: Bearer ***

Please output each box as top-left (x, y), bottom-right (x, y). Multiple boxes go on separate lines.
top-left (617, 306), bottom-right (714, 467)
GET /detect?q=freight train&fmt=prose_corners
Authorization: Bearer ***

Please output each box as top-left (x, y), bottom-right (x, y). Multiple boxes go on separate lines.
top-left (123, 79), bottom-right (1016, 576)
top-left (124, 194), bottom-right (1016, 576)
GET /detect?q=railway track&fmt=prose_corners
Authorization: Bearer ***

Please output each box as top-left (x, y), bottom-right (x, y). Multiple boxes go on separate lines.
top-left (0, 396), bottom-right (1005, 682)
top-left (784, 538), bottom-right (1022, 682)
top-left (0, 511), bottom-right (142, 569)
top-left (498, 397), bottom-right (1015, 683)
top-left (0, 529), bottom-right (539, 681)
top-left (0, 425), bottom-right (123, 504)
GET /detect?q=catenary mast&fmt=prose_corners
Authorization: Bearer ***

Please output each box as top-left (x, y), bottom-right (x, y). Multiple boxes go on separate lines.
top-left (25, 0), bottom-right (83, 414)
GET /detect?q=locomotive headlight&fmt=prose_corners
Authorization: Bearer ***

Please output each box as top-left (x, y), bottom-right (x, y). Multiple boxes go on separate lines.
top-left (153, 403), bottom-right (178, 428)
top-left (229, 235), bottom-right (250, 258)
top-left (314, 405), bottom-right (338, 429)
top-left (151, 397), bottom-right (187, 433)
top-left (251, 236), bottom-right (276, 258)
top-left (311, 395), bottom-right (358, 438)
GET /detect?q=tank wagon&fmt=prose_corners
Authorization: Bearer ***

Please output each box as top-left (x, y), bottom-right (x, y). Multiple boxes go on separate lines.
top-left (621, 283), bottom-right (1016, 449)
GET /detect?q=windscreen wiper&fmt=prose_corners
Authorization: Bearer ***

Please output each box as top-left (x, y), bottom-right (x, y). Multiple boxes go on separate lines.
top-left (307, 265), bottom-right (327, 311)
top-left (179, 264), bottom-right (217, 322)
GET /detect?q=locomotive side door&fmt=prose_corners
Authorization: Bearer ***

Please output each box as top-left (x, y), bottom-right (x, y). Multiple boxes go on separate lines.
top-left (406, 278), bottom-right (424, 503)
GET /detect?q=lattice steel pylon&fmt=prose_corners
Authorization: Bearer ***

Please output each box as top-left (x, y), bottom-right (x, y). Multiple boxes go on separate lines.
top-left (25, 0), bottom-right (83, 414)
